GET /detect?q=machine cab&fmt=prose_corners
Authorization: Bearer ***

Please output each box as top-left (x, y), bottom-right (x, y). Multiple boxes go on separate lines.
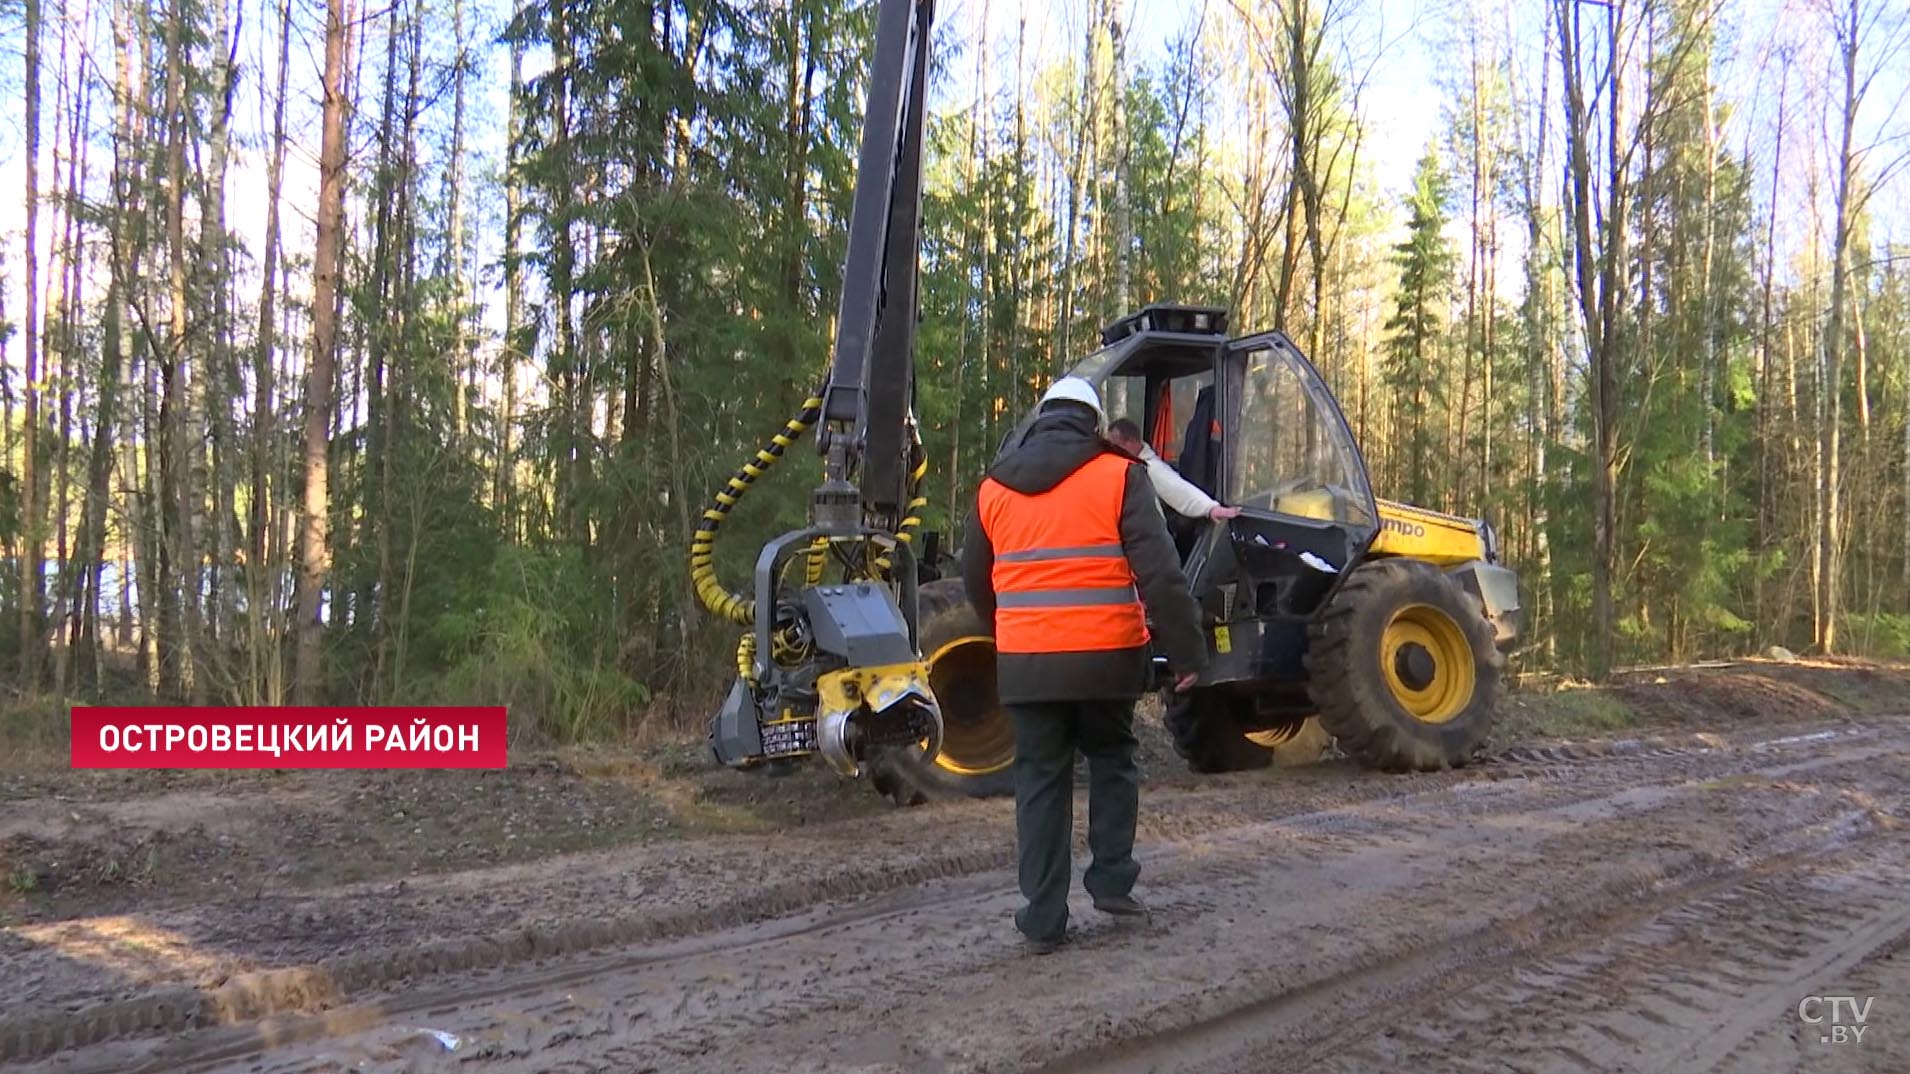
top-left (1001, 306), bottom-right (1380, 628)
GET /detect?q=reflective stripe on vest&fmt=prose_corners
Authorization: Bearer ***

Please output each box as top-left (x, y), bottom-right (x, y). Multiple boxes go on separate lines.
top-left (978, 452), bottom-right (1148, 654)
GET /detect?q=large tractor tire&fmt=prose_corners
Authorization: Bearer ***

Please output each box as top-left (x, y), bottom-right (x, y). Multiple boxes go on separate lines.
top-left (1304, 558), bottom-right (1503, 771)
top-left (874, 578), bottom-right (1017, 803)
top-left (1164, 689), bottom-right (1331, 773)
top-left (1165, 689), bottom-right (1272, 773)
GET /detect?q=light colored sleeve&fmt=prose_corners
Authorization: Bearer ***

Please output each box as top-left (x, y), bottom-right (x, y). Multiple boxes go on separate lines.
top-left (1142, 448), bottom-right (1220, 518)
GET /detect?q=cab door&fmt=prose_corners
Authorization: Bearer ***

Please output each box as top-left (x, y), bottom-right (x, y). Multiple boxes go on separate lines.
top-left (1210, 331), bottom-right (1379, 618)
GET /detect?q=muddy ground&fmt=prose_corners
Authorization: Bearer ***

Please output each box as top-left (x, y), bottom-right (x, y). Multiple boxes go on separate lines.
top-left (2, 658), bottom-right (1907, 1073)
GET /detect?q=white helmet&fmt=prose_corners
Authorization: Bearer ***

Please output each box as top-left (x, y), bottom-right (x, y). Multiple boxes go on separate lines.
top-left (1038, 376), bottom-right (1105, 429)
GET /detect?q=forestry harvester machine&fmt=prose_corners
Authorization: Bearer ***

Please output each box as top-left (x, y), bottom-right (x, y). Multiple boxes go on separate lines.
top-left (690, 0), bottom-right (1523, 803)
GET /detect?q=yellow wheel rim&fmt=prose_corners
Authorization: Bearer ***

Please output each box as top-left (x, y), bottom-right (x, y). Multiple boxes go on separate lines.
top-left (925, 635), bottom-right (1014, 776)
top-left (1244, 723), bottom-right (1304, 747)
top-left (1380, 604), bottom-right (1476, 724)
top-left (1247, 717), bottom-right (1333, 766)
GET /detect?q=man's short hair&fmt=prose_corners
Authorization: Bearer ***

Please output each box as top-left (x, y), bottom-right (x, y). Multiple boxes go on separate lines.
top-left (1107, 418), bottom-right (1143, 442)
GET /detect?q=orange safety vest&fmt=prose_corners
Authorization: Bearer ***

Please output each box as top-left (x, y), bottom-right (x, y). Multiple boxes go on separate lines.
top-left (977, 452), bottom-right (1149, 654)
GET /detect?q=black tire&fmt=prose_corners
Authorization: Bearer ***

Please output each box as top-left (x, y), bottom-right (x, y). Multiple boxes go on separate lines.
top-left (1164, 688), bottom-right (1274, 773)
top-left (879, 578), bottom-right (1018, 802)
top-left (1163, 688), bottom-right (1331, 773)
top-left (1304, 558), bottom-right (1504, 771)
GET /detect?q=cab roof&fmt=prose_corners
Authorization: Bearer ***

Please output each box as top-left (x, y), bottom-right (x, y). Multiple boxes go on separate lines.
top-left (1098, 305), bottom-right (1230, 346)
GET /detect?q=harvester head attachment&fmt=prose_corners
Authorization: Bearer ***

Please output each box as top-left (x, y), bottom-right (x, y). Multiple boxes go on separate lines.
top-left (816, 662), bottom-right (943, 777)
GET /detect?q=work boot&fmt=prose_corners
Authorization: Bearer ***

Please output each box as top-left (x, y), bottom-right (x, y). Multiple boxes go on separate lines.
top-left (1092, 893), bottom-right (1148, 918)
top-left (1024, 932), bottom-right (1068, 956)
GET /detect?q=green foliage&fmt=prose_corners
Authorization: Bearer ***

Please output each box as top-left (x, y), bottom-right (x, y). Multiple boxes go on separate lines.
top-left (1611, 0), bottom-right (1763, 663)
top-left (1846, 615), bottom-right (1910, 661)
top-left (6, 865), bottom-right (37, 896)
top-left (419, 547), bottom-right (650, 742)
top-left (0, 692), bottom-right (71, 764)
top-left (0, 471), bottom-right (18, 548)
top-left (1541, 690), bottom-right (1638, 734)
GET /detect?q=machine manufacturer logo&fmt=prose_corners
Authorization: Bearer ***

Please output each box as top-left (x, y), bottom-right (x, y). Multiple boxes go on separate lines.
top-left (1381, 517), bottom-right (1427, 538)
top-left (1798, 995), bottom-right (1874, 1044)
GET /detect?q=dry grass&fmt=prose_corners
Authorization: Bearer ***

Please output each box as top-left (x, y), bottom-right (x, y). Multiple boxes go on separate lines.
top-left (0, 695), bottom-right (72, 775)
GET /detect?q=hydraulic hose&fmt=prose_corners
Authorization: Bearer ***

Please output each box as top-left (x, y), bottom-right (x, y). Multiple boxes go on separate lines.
top-left (873, 432), bottom-right (929, 578)
top-left (697, 393), bottom-right (933, 690)
top-left (871, 465), bottom-right (929, 577)
top-left (691, 393), bottom-right (824, 627)
top-left (804, 537), bottom-right (829, 586)
top-left (735, 631), bottom-right (756, 683)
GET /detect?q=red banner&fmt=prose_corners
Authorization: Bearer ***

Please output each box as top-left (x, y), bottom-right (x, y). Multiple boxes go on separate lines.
top-left (69, 707), bottom-right (509, 769)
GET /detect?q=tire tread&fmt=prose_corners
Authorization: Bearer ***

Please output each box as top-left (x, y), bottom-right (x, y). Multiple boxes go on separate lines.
top-left (1303, 558), bottom-right (1504, 772)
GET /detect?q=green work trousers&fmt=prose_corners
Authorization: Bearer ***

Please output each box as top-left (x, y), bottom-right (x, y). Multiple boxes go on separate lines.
top-left (1009, 698), bottom-right (1142, 942)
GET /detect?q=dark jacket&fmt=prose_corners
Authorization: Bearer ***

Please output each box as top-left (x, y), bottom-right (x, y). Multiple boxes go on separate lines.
top-left (960, 405), bottom-right (1209, 704)
top-left (1177, 384), bottom-right (1219, 496)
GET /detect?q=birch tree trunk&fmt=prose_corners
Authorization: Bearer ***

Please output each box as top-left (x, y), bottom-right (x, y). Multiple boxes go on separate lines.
top-left (201, 0), bottom-right (240, 661)
top-left (248, 0), bottom-right (294, 701)
top-left (1816, 0), bottom-right (1861, 654)
top-left (19, 0), bottom-right (45, 685)
top-left (500, 8), bottom-right (525, 532)
top-left (71, 0), bottom-right (143, 691)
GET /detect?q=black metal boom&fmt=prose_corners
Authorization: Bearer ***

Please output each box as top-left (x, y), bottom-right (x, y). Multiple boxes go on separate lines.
top-left (819, 0), bottom-right (933, 528)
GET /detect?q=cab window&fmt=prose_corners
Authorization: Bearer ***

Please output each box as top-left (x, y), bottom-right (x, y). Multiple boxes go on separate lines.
top-left (1227, 344), bottom-right (1374, 529)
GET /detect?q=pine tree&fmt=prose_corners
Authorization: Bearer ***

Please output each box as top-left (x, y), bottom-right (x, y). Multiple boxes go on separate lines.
top-left (296, 0), bottom-right (355, 703)
top-left (1383, 150), bottom-right (1456, 508)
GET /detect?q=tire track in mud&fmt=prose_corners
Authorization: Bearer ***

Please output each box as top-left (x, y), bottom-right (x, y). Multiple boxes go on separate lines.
top-left (917, 756), bottom-right (1908, 1074)
top-left (0, 844), bottom-right (1022, 1064)
top-left (1717, 899), bottom-right (1910, 1074)
top-left (26, 722), bottom-right (1906, 1074)
top-left (7, 721), bottom-right (1880, 1065)
top-left (1054, 821), bottom-right (1910, 1074)
top-left (1301, 840), bottom-right (1910, 1074)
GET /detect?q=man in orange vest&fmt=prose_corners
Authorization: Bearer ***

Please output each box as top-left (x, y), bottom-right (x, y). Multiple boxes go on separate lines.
top-left (961, 376), bottom-right (1208, 954)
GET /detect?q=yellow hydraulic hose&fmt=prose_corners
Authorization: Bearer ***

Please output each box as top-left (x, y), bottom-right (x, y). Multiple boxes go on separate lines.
top-left (735, 631), bottom-right (756, 682)
top-left (873, 435), bottom-right (929, 578)
top-left (691, 393), bottom-right (825, 627)
top-left (805, 537), bottom-right (829, 586)
top-left (697, 394), bottom-right (932, 687)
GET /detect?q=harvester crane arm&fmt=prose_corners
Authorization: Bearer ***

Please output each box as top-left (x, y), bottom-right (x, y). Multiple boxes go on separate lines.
top-left (693, 0), bottom-right (945, 792)
top-left (819, 0), bottom-right (933, 530)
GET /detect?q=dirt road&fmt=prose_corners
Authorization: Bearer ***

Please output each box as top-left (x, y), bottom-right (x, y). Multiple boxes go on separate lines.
top-left (6, 704), bottom-right (1905, 1074)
